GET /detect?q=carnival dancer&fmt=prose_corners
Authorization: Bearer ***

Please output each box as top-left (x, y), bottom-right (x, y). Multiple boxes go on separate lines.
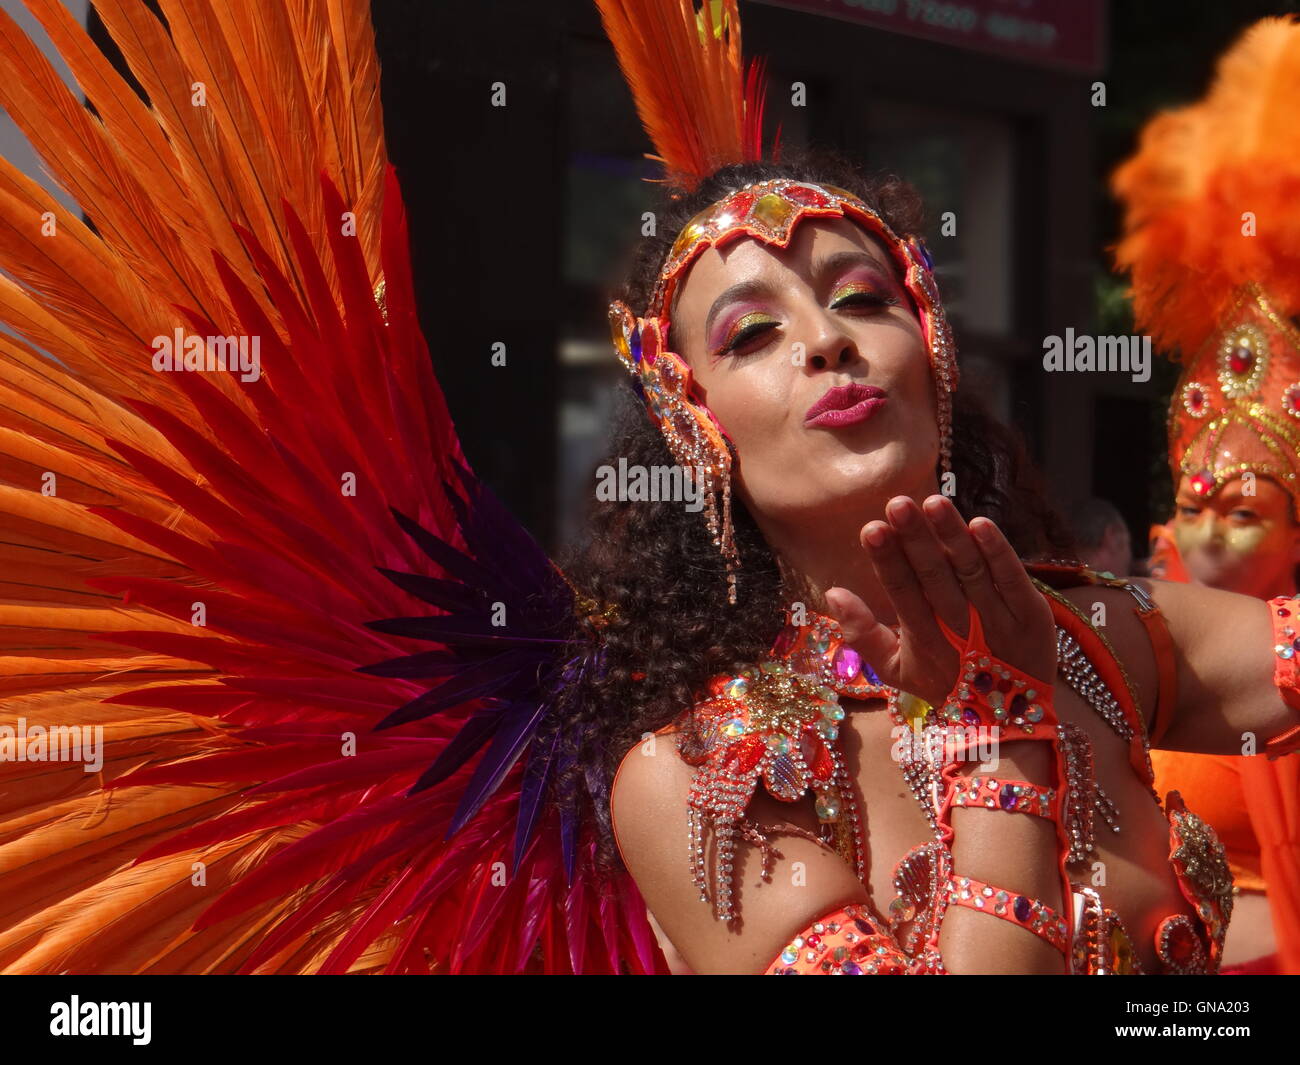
top-left (0, 0), bottom-right (1295, 975)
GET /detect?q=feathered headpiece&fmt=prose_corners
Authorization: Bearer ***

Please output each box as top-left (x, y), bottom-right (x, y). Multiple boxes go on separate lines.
top-left (594, 0), bottom-right (773, 192)
top-left (595, 0), bottom-right (956, 601)
top-left (1112, 16), bottom-right (1300, 512)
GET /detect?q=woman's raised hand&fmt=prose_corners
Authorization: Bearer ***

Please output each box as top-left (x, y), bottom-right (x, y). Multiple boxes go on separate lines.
top-left (824, 495), bottom-right (1057, 707)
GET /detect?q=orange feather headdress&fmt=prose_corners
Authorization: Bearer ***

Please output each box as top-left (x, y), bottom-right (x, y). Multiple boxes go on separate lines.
top-left (1112, 16), bottom-right (1300, 511)
top-left (593, 0), bottom-right (774, 192)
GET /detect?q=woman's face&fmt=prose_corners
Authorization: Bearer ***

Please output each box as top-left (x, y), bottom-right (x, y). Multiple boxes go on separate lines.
top-left (669, 216), bottom-right (938, 529)
top-left (1170, 473), bottom-right (1300, 597)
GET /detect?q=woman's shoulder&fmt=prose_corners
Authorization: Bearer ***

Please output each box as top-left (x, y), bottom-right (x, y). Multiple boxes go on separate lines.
top-left (609, 712), bottom-right (694, 871)
top-left (1027, 563), bottom-right (1163, 740)
top-left (611, 720), bottom-right (688, 814)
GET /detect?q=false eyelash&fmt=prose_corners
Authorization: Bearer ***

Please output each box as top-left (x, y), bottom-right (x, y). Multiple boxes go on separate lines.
top-left (833, 290), bottom-right (898, 308)
top-left (716, 292), bottom-right (899, 358)
top-left (718, 319), bottom-right (778, 356)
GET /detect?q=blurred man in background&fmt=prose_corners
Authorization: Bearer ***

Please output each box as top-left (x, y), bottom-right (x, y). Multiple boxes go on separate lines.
top-left (1067, 497), bottom-right (1133, 578)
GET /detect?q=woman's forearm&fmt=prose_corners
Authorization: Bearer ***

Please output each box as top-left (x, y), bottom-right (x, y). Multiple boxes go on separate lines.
top-left (938, 742), bottom-right (1069, 974)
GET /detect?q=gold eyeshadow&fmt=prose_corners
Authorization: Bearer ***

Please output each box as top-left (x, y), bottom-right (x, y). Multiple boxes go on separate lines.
top-left (712, 310), bottom-right (779, 357)
top-left (831, 279), bottom-right (891, 303)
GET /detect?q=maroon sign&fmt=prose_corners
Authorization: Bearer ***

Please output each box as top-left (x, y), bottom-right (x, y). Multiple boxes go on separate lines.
top-left (754, 0), bottom-right (1106, 74)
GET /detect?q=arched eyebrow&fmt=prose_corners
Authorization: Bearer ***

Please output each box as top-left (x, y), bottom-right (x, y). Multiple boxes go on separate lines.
top-left (702, 278), bottom-right (775, 339)
top-left (815, 249), bottom-right (893, 282)
top-left (701, 250), bottom-right (895, 338)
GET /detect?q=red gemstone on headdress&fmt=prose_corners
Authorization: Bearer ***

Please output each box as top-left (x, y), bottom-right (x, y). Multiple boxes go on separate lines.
top-left (1228, 345), bottom-right (1253, 374)
top-left (1190, 470), bottom-right (1215, 496)
top-left (782, 184), bottom-right (831, 208)
top-left (722, 190), bottom-right (755, 221)
top-left (1285, 384), bottom-right (1300, 416)
top-left (1188, 388), bottom-right (1204, 410)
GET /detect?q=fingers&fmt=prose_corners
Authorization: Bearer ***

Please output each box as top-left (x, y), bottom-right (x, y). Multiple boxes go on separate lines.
top-left (883, 497), bottom-right (970, 637)
top-left (824, 585), bottom-right (899, 679)
top-left (859, 516), bottom-right (948, 649)
top-left (968, 516), bottom-right (1044, 625)
top-left (922, 496), bottom-right (1006, 625)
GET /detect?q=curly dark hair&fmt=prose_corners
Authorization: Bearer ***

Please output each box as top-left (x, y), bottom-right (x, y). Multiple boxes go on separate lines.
top-left (554, 146), bottom-right (1074, 876)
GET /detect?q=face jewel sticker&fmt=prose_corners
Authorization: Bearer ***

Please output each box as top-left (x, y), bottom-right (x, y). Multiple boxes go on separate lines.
top-left (1218, 322), bottom-right (1268, 399)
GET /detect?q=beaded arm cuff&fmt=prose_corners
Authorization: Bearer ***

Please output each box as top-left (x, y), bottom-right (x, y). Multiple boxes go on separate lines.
top-left (1265, 595), bottom-right (1300, 759)
top-left (921, 604), bottom-right (1073, 969)
top-left (949, 775), bottom-right (1057, 819)
top-left (932, 607), bottom-right (1057, 737)
top-left (944, 873), bottom-right (1071, 954)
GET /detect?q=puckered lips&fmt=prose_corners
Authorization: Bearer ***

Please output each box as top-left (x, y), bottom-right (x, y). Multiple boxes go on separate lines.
top-left (804, 382), bottom-right (888, 428)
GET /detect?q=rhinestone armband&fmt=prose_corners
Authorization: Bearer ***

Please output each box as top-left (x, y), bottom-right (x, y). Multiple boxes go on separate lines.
top-left (1265, 595), bottom-right (1300, 758)
top-left (949, 775), bottom-right (1058, 819)
top-left (944, 874), bottom-right (1071, 955)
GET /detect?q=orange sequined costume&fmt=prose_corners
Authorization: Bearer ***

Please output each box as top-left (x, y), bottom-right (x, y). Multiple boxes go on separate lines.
top-left (1113, 17), bottom-right (1300, 976)
top-left (613, 564), bottom-right (1244, 973)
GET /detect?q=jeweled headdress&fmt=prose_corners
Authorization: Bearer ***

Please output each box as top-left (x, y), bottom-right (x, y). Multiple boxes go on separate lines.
top-left (595, 0), bottom-right (958, 601)
top-left (1112, 17), bottom-right (1300, 515)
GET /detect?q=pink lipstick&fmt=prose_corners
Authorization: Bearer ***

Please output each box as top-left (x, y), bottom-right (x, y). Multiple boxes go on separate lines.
top-left (804, 383), bottom-right (888, 428)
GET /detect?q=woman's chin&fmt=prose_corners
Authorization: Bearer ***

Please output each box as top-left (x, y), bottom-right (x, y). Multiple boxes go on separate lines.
top-left (1185, 557), bottom-right (1250, 593)
top-left (766, 480), bottom-right (904, 525)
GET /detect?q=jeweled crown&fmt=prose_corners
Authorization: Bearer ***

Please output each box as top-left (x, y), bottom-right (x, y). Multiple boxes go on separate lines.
top-left (1169, 284), bottom-right (1300, 514)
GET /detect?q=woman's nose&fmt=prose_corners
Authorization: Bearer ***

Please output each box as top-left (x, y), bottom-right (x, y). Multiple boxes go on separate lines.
top-left (803, 311), bottom-right (859, 371)
top-left (808, 346), bottom-right (855, 370)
